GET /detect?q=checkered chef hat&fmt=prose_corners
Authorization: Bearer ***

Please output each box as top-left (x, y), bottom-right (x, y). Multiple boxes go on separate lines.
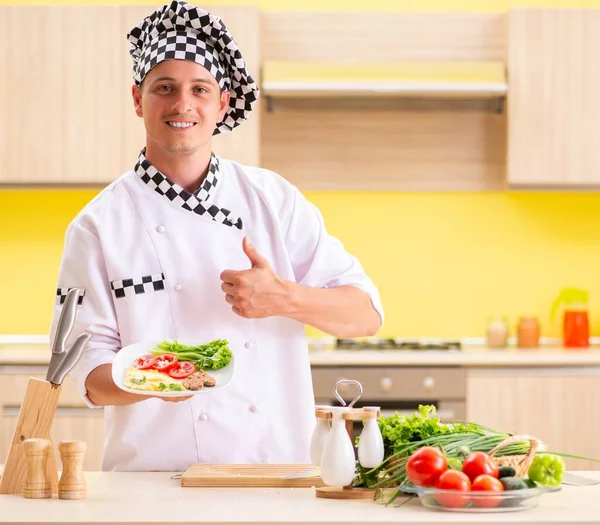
top-left (127, 0), bottom-right (260, 134)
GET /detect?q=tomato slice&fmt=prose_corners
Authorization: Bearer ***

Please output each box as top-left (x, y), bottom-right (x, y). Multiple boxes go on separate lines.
top-left (153, 353), bottom-right (178, 372)
top-left (134, 354), bottom-right (157, 370)
top-left (168, 361), bottom-right (196, 379)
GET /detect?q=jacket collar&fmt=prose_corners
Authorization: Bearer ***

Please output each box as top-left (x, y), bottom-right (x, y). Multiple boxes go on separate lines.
top-left (134, 149), bottom-right (242, 230)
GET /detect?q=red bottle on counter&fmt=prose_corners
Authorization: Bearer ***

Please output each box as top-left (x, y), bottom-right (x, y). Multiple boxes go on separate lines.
top-left (551, 288), bottom-right (590, 349)
top-left (563, 309), bottom-right (589, 348)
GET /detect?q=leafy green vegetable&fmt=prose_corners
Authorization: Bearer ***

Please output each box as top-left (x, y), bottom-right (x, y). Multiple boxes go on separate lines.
top-left (131, 376), bottom-right (147, 385)
top-left (379, 405), bottom-right (478, 457)
top-left (152, 339), bottom-right (232, 370)
top-left (528, 454), bottom-right (565, 487)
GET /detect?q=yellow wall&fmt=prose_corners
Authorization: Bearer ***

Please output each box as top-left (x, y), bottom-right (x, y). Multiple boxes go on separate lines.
top-left (2, 0), bottom-right (600, 339)
top-left (1, 189), bottom-right (599, 339)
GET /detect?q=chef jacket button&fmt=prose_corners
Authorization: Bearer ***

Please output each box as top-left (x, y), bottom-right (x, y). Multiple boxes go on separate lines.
top-left (156, 225), bottom-right (165, 233)
top-left (249, 405), bottom-right (258, 413)
top-left (244, 341), bottom-right (255, 349)
top-left (174, 283), bottom-right (183, 292)
top-left (199, 413), bottom-right (209, 421)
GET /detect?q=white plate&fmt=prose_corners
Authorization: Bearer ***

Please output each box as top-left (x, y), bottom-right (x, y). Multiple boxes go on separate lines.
top-left (112, 340), bottom-right (235, 397)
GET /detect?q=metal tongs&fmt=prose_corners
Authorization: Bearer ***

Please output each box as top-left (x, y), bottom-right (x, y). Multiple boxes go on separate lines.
top-left (46, 288), bottom-right (91, 385)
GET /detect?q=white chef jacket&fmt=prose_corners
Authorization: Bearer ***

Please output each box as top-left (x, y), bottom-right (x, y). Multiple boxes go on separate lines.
top-left (50, 152), bottom-right (384, 472)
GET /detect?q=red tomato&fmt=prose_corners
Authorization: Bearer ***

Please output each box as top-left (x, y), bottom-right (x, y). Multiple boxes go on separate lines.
top-left (461, 451), bottom-right (499, 482)
top-left (168, 361), bottom-right (196, 379)
top-left (153, 353), bottom-right (178, 372)
top-left (471, 474), bottom-right (504, 508)
top-left (406, 446), bottom-right (448, 487)
top-left (433, 470), bottom-right (471, 508)
top-left (134, 354), bottom-right (157, 370)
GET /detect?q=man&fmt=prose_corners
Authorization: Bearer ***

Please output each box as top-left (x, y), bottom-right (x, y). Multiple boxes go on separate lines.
top-left (50, 0), bottom-right (384, 472)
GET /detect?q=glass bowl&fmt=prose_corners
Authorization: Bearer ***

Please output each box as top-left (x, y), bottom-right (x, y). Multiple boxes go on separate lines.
top-left (394, 483), bottom-right (561, 512)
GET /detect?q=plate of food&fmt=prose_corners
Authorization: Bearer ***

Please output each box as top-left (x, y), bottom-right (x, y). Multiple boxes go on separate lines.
top-left (112, 339), bottom-right (235, 397)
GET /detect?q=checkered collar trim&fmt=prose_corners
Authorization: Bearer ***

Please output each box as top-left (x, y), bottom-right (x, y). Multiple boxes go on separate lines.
top-left (134, 149), bottom-right (243, 230)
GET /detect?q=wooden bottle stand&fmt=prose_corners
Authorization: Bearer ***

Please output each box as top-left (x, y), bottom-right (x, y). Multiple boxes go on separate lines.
top-left (314, 406), bottom-right (380, 500)
top-left (0, 378), bottom-right (62, 495)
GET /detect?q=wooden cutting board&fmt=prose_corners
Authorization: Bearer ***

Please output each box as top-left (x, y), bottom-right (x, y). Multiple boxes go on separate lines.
top-left (181, 464), bottom-right (325, 488)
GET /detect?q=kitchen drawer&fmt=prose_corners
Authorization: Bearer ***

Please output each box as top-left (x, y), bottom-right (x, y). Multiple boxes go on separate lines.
top-left (0, 408), bottom-right (105, 471)
top-left (0, 366), bottom-right (85, 407)
top-left (311, 367), bottom-right (465, 402)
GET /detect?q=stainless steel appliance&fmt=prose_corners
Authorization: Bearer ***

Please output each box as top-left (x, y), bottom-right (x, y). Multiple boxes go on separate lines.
top-left (311, 339), bottom-right (466, 432)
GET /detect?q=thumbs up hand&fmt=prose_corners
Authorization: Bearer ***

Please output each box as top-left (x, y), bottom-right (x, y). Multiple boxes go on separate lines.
top-left (242, 236), bottom-right (269, 269)
top-left (220, 237), bottom-right (290, 319)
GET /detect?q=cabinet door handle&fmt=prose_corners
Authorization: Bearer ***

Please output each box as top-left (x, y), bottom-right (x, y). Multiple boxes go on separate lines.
top-left (380, 377), bottom-right (393, 393)
top-left (422, 376), bottom-right (435, 392)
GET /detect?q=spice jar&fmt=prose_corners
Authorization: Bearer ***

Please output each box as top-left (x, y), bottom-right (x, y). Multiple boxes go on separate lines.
top-left (517, 317), bottom-right (540, 348)
top-left (486, 317), bottom-right (509, 349)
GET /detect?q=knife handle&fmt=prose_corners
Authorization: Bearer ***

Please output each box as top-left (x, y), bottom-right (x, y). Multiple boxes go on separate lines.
top-left (52, 289), bottom-right (83, 355)
top-left (50, 333), bottom-right (91, 385)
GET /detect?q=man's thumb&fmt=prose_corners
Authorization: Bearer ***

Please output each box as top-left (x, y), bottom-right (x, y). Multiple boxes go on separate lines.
top-left (243, 237), bottom-right (268, 268)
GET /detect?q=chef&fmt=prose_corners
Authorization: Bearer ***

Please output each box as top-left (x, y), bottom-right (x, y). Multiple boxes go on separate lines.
top-left (50, 0), bottom-right (384, 472)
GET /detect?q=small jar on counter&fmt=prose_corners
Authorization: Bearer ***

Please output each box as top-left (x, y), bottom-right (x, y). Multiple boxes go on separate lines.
top-left (486, 317), bottom-right (509, 349)
top-left (517, 317), bottom-right (540, 348)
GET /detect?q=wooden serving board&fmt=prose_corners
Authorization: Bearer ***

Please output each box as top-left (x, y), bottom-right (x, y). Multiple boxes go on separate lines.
top-left (181, 464), bottom-right (325, 488)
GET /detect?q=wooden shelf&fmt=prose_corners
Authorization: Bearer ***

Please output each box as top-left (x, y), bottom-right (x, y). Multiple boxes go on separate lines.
top-left (261, 61), bottom-right (507, 100)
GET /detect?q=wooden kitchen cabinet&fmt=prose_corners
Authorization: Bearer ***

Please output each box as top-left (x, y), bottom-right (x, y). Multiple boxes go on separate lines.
top-left (0, 410), bottom-right (105, 472)
top-left (507, 9), bottom-right (600, 187)
top-left (0, 5), bottom-right (259, 185)
top-left (466, 367), bottom-right (600, 470)
top-left (0, 366), bottom-right (105, 470)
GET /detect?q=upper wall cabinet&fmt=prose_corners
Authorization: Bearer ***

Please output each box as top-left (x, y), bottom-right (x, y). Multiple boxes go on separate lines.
top-left (0, 6), bottom-right (260, 185)
top-left (260, 12), bottom-right (509, 191)
top-left (506, 9), bottom-right (600, 187)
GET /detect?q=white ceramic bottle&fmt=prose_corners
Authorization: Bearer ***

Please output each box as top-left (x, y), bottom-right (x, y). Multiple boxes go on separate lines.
top-left (320, 406), bottom-right (356, 486)
top-left (309, 406), bottom-right (331, 466)
top-left (357, 406), bottom-right (385, 468)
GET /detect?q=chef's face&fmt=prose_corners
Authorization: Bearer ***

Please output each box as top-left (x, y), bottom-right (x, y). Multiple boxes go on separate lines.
top-left (132, 59), bottom-right (230, 156)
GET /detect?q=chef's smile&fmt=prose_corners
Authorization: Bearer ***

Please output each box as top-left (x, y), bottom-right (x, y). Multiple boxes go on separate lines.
top-left (166, 120), bottom-right (197, 130)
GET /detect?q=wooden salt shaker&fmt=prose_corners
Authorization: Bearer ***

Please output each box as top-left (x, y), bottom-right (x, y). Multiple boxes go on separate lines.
top-left (23, 438), bottom-right (52, 499)
top-left (58, 441), bottom-right (87, 500)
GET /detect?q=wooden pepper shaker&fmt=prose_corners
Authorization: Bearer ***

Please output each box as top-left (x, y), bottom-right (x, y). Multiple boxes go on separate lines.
top-left (58, 441), bottom-right (87, 500)
top-left (23, 438), bottom-right (52, 499)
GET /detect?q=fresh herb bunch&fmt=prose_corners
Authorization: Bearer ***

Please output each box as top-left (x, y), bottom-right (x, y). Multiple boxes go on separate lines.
top-left (152, 339), bottom-right (232, 370)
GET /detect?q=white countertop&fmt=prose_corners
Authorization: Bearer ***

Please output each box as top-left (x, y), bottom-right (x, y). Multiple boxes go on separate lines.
top-left (308, 347), bottom-right (600, 367)
top-left (0, 471), bottom-right (598, 524)
top-left (3, 341), bottom-right (600, 368)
